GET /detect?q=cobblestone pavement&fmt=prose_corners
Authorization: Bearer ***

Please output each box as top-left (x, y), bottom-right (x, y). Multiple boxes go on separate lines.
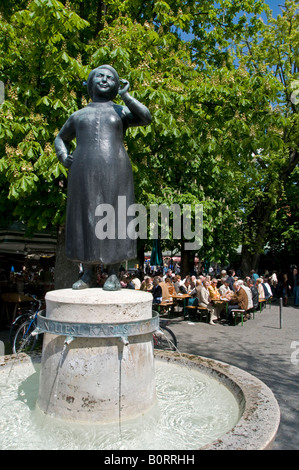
top-left (1, 299), bottom-right (298, 450)
top-left (167, 300), bottom-right (299, 450)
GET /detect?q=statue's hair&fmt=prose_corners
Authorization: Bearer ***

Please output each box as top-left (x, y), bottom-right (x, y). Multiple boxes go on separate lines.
top-left (87, 65), bottom-right (119, 100)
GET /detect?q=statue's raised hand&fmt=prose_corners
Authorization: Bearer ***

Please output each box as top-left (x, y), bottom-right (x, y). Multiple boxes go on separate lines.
top-left (118, 79), bottom-right (130, 97)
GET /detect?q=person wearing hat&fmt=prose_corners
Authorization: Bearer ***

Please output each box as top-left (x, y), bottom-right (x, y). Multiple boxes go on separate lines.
top-left (247, 278), bottom-right (259, 310)
top-left (55, 65), bottom-right (152, 290)
top-left (219, 277), bottom-right (233, 299)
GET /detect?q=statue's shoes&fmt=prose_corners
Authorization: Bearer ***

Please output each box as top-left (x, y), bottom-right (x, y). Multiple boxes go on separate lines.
top-left (72, 272), bottom-right (97, 290)
top-left (72, 278), bottom-right (91, 290)
top-left (103, 274), bottom-right (122, 291)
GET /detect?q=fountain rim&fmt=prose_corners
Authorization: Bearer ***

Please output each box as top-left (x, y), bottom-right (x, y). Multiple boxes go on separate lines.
top-left (0, 350), bottom-right (280, 451)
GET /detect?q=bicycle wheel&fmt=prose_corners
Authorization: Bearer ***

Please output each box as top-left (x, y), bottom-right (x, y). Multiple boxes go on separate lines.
top-left (9, 312), bottom-right (32, 347)
top-left (153, 325), bottom-right (177, 351)
top-left (12, 320), bottom-right (37, 354)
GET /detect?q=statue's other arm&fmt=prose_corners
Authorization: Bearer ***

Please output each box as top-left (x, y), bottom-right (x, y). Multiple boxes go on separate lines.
top-left (54, 115), bottom-right (76, 168)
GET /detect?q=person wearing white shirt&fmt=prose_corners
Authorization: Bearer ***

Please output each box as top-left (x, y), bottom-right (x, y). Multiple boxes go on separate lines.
top-left (199, 280), bottom-right (217, 325)
top-left (219, 278), bottom-right (233, 299)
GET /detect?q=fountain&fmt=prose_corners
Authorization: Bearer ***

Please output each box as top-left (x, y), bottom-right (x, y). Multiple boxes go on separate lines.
top-left (0, 288), bottom-right (280, 450)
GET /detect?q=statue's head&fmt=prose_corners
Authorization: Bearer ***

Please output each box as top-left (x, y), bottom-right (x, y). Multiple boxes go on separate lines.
top-left (87, 65), bottom-right (120, 101)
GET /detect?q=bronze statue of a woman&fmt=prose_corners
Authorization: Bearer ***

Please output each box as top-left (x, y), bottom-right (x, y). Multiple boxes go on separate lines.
top-left (54, 65), bottom-right (152, 290)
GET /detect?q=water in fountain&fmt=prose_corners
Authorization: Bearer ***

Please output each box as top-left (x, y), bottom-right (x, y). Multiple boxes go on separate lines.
top-left (0, 356), bottom-right (240, 450)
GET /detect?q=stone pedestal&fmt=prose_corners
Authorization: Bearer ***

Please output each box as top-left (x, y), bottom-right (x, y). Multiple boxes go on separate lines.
top-left (37, 288), bottom-right (157, 423)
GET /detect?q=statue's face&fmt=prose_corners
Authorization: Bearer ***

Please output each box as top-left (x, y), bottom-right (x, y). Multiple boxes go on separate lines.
top-left (92, 67), bottom-right (118, 100)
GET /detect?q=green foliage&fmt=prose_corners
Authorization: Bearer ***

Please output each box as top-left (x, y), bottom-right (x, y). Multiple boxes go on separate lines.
top-left (0, 0), bottom-right (89, 230)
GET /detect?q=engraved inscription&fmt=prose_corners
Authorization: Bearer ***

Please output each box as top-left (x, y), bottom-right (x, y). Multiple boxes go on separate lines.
top-left (37, 311), bottom-right (159, 338)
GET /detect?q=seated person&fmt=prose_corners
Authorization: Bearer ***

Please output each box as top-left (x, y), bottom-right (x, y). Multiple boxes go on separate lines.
top-left (256, 278), bottom-right (265, 299)
top-left (226, 269), bottom-right (236, 290)
top-left (262, 277), bottom-right (273, 299)
top-left (183, 278), bottom-right (191, 293)
top-left (247, 278), bottom-right (259, 310)
top-left (163, 269), bottom-right (173, 281)
top-left (159, 278), bottom-right (171, 301)
top-left (199, 280), bottom-right (218, 325)
top-left (173, 275), bottom-right (187, 294)
top-left (190, 275), bottom-right (197, 289)
top-left (165, 277), bottom-right (176, 296)
top-left (140, 276), bottom-right (153, 291)
top-left (190, 279), bottom-right (202, 298)
top-left (126, 275), bottom-right (135, 289)
top-left (132, 275), bottom-right (141, 290)
top-left (208, 279), bottom-right (221, 300)
top-left (152, 276), bottom-right (162, 304)
top-left (227, 282), bottom-right (248, 325)
top-left (239, 280), bottom-right (253, 311)
top-left (219, 278), bottom-right (233, 299)
top-left (208, 278), bottom-right (225, 317)
top-left (120, 275), bottom-right (127, 288)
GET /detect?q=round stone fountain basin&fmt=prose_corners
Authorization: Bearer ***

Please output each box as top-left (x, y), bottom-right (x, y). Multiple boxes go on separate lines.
top-left (0, 351), bottom-right (280, 450)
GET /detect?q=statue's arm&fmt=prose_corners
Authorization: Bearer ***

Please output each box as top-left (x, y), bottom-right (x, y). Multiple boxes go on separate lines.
top-left (119, 80), bottom-right (152, 127)
top-left (54, 115), bottom-right (76, 168)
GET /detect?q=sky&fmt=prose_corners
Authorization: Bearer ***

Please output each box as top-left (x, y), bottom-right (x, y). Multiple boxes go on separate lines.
top-left (263, 0), bottom-right (286, 18)
top-left (180, 1), bottom-right (288, 41)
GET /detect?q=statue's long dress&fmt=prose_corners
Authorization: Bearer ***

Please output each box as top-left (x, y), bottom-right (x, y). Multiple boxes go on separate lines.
top-left (57, 101), bottom-right (138, 265)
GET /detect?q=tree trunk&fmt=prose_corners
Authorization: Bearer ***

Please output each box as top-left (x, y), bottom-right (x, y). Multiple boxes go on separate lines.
top-left (240, 245), bottom-right (261, 276)
top-left (240, 196), bottom-right (274, 276)
top-left (180, 242), bottom-right (194, 278)
top-left (95, 1), bottom-right (107, 34)
top-left (54, 225), bottom-right (80, 290)
top-left (137, 239), bottom-right (145, 270)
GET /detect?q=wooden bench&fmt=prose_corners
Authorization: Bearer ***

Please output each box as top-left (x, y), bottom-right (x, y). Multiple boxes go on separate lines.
top-left (231, 309), bottom-right (249, 326)
top-left (158, 301), bottom-right (174, 317)
top-left (186, 305), bottom-right (209, 322)
top-left (259, 298), bottom-right (266, 312)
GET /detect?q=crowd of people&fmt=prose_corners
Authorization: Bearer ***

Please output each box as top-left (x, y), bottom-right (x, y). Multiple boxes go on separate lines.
top-left (110, 265), bottom-right (299, 326)
top-left (2, 259), bottom-right (297, 328)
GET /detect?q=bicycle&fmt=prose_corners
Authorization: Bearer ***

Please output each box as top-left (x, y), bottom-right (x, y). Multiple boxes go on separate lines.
top-left (153, 318), bottom-right (177, 351)
top-left (12, 297), bottom-right (44, 354)
top-left (9, 295), bottom-right (42, 347)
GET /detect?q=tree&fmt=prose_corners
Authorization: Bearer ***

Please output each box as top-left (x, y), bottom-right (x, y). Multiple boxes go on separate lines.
top-left (0, 0), bottom-right (89, 235)
top-left (2, 0), bottom-right (293, 281)
top-left (234, 0), bottom-right (299, 274)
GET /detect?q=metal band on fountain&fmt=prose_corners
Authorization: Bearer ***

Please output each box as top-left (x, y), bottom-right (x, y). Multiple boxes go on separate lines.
top-left (36, 309), bottom-right (160, 339)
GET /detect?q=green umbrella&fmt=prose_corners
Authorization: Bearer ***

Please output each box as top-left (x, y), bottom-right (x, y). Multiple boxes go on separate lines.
top-left (150, 239), bottom-right (163, 266)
